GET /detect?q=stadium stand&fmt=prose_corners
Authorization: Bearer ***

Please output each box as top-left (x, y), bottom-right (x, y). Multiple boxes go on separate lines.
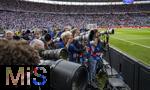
top-left (0, 11), bottom-right (149, 30)
top-left (0, 0), bottom-right (149, 30)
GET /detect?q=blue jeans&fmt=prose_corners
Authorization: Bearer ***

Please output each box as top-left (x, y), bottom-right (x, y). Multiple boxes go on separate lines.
top-left (88, 60), bottom-right (97, 82)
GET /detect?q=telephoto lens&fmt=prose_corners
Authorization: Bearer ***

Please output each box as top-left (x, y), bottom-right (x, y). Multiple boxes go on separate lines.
top-left (74, 30), bottom-right (95, 41)
top-left (39, 48), bottom-right (68, 60)
top-left (39, 59), bottom-right (88, 90)
top-left (99, 29), bottom-right (115, 36)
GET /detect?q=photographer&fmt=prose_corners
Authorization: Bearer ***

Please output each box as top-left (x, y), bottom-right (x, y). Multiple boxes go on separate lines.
top-left (22, 30), bottom-right (33, 41)
top-left (60, 31), bottom-right (83, 62)
top-left (0, 39), bottom-right (40, 89)
top-left (63, 25), bottom-right (72, 32)
top-left (29, 39), bottom-right (45, 51)
top-left (33, 28), bottom-right (42, 40)
top-left (0, 39), bottom-right (40, 65)
top-left (71, 28), bottom-right (85, 63)
top-left (4, 30), bottom-right (14, 40)
top-left (42, 33), bottom-right (56, 49)
top-left (54, 29), bottom-right (62, 39)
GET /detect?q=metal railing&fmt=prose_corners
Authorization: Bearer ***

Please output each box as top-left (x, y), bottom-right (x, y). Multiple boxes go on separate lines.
top-left (104, 47), bottom-right (150, 90)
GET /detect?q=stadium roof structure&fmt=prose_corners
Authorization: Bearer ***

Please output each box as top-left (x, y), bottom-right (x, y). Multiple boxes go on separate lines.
top-left (49, 0), bottom-right (150, 2)
top-left (23, 0), bottom-right (150, 5)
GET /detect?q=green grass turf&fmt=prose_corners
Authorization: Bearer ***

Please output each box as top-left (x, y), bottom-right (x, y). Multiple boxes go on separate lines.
top-left (109, 28), bottom-right (150, 66)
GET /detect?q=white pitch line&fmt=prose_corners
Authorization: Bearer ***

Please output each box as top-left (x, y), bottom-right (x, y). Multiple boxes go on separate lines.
top-left (111, 37), bottom-right (150, 49)
top-left (128, 38), bottom-right (150, 40)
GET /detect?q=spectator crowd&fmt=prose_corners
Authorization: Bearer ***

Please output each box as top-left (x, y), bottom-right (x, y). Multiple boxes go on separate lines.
top-left (0, 0), bottom-right (149, 30)
top-left (0, 11), bottom-right (149, 30)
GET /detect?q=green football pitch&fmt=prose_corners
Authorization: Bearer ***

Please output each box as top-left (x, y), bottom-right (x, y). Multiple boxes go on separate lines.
top-left (109, 28), bottom-right (150, 66)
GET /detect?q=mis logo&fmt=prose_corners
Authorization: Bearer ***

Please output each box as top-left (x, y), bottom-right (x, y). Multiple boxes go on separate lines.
top-left (32, 67), bottom-right (47, 85)
top-left (5, 66), bottom-right (49, 86)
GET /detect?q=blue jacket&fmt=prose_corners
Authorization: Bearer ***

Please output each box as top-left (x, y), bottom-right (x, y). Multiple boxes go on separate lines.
top-left (68, 42), bottom-right (83, 62)
top-left (49, 31), bottom-right (55, 39)
top-left (54, 40), bottom-right (65, 49)
top-left (81, 42), bottom-right (93, 62)
top-left (91, 42), bottom-right (104, 61)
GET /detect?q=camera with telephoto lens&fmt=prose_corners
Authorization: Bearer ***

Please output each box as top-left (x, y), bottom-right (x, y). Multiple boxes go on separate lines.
top-left (39, 48), bottom-right (68, 60)
top-left (99, 29), bottom-right (115, 36)
top-left (74, 30), bottom-right (96, 41)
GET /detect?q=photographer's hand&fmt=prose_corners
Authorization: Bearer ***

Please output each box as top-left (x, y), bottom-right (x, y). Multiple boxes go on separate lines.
top-left (66, 38), bottom-right (73, 48)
